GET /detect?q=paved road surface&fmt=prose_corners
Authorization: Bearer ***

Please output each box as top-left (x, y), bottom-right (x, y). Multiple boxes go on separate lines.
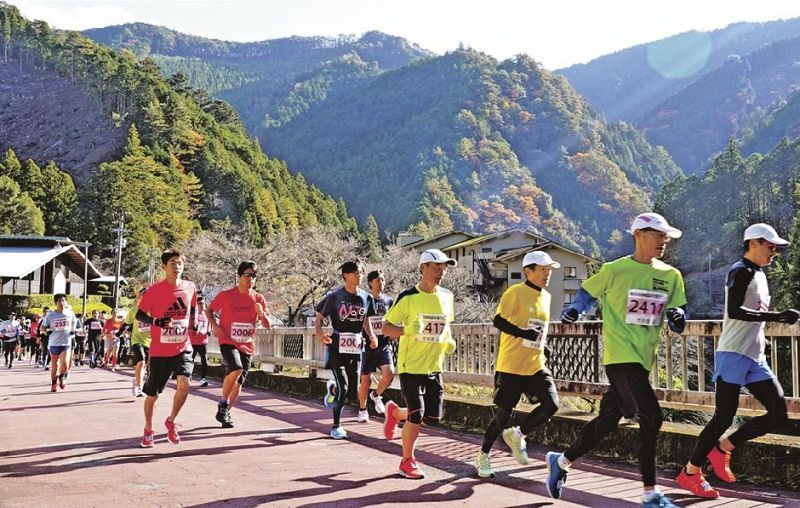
top-left (2, 364), bottom-right (799, 507)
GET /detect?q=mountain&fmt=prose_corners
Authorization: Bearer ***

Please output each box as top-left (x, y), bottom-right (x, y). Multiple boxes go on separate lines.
top-left (558, 18), bottom-right (800, 173)
top-left (558, 18), bottom-right (800, 124)
top-left (742, 87), bottom-right (800, 156)
top-left (638, 35), bottom-right (800, 172)
top-left (83, 23), bottom-right (433, 133)
top-left (0, 3), bottom-right (359, 275)
top-left (262, 49), bottom-right (682, 254)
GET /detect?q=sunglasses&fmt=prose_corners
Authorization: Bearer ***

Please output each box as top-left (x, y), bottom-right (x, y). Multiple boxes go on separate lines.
top-left (240, 272), bottom-right (257, 278)
top-left (758, 239), bottom-right (784, 252)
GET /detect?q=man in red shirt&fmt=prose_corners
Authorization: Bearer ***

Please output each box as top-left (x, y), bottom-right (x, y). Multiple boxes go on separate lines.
top-left (206, 261), bottom-right (270, 428)
top-left (136, 249), bottom-right (198, 448)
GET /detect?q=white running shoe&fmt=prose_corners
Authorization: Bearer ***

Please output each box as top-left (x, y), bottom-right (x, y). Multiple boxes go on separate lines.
top-left (132, 380), bottom-right (138, 397)
top-left (370, 390), bottom-right (386, 414)
top-left (357, 409), bottom-right (370, 423)
top-left (475, 450), bottom-right (495, 478)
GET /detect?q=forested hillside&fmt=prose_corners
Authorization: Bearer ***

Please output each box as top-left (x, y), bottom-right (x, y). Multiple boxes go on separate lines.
top-left (655, 139), bottom-right (800, 311)
top-left (559, 18), bottom-right (800, 173)
top-left (0, 4), bottom-right (359, 275)
top-left (83, 24), bottom-right (432, 133)
top-left (263, 50), bottom-right (682, 255)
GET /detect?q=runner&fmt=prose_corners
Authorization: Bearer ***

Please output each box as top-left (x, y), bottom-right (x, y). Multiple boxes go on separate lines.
top-left (22, 318), bottom-right (35, 364)
top-left (39, 295), bottom-right (77, 392)
top-left (546, 212), bottom-right (687, 507)
top-left (125, 288), bottom-right (152, 397)
top-left (135, 249), bottom-right (198, 448)
top-left (189, 295), bottom-right (210, 387)
top-left (85, 310), bottom-right (103, 367)
top-left (39, 307), bottom-right (51, 368)
top-left (29, 313), bottom-right (40, 366)
top-left (475, 251), bottom-right (561, 478)
top-left (381, 249), bottom-right (457, 479)
top-left (675, 224), bottom-right (800, 498)
top-left (73, 314), bottom-right (87, 366)
top-left (357, 270), bottom-right (394, 422)
top-left (102, 311), bottom-right (124, 372)
top-left (207, 261), bottom-right (270, 428)
top-left (2, 312), bottom-right (20, 369)
top-left (315, 259), bottom-right (376, 439)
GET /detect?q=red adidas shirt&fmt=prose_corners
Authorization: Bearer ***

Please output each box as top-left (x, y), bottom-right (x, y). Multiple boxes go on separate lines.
top-left (209, 287), bottom-right (268, 355)
top-left (139, 279), bottom-right (197, 357)
top-left (189, 312), bottom-right (209, 346)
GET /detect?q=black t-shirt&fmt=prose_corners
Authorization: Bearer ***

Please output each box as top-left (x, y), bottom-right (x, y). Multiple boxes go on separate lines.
top-left (316, 287), bottom-right (375, 354)
top-left (85, 318), bottom-right (103, 339)
top-left (371, 293), bottom-right (394, 348)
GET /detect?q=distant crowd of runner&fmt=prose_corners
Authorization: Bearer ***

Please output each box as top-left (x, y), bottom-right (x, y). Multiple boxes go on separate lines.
top-left (3, 213), bottom-right (797, 508)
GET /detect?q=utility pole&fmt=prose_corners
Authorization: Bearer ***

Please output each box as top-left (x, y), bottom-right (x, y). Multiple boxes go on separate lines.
top-left (83, 240), bottom-right (91, 315)
top-left (113, 213), bottom-right (125, 311)
top-left (707, 252), bottom-right (712, 306)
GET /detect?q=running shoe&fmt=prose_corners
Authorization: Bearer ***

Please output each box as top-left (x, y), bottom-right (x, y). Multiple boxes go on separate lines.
top-left (707, 445), bottom-right (736, 482)
top-left (370, 390), bottom-right (386, 414)
top-left (323, 379), bottom-right (336, 409)
top-left (545, 451), bottom-right (568, 499)
top-left (222, 410), bottom-right (234, 429)
top-left (136, 387), bottom-right (144, 398)
top-left (330, 425), bottom-right (348, 440)
top-left (140, 429), bottom-right (155, 448)
top-left (357, 409), bottom-right (370, 423)
top-left (641, 492), bottom-right (679, 507)
top-left (59, 377), bottom-right (66, 390)
top-left (215, 403), bottom-right (229, 425)
top-left (199, 377), bottom-right (209, 387)
top-left (164, 417), bottom-right (180, 445)
top-left (474, 450), bottom-right (495, 478)
top-left (384, 400), bottom-right (399, 440)
top-left (676, 468), bottom-right (719, 498)
top-left (50, 382), bottom-right (57, 393)
top-left (111, 365), bottom-right (116, 373)
top-left (502, 426), bottom-right (529, 465)
top-left (398, 457), bottom-right (425, 479)
top-left (132, 380), bottom-right (138, 397)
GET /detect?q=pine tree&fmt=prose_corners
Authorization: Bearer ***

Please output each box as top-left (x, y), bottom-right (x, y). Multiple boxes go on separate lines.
top-left (363, 214), bottom-right (381, 261)
top-left (39, 161), bottom-right (80, 237)
top-left (0, 176), bottom-right (45, 235)
top-left (3, 148), bottom-right (22, 181)
top-left (18, 158), bottom-right (45, 205)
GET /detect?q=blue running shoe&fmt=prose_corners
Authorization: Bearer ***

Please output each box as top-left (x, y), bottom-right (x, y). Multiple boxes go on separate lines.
top-left (330, 425), bottom-right (348, 440)
top-left (641, 492), bottom-right (678, 507)
top-left (323, 379), bottom-right (336, 409)
top-left (545, 451), bottom-right (568, 499)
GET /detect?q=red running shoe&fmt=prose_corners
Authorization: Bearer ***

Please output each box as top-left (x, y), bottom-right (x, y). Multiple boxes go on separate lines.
top-left (50, 382), bottom-right (57, 393)
top-left (676, 468), bottom-right (719, 498)
top-left (164, 417), bottom-right (180, 445)
top-left (384, 400), bottom-right (399, 440)
top-left (59, 377), bottom-right (66, 390)
top-left (707, 446), bottom-right (736, 482)
top-left (398, 457), bottom-right (425, 479)
top-left (140, 429), bottom-right (155, 448)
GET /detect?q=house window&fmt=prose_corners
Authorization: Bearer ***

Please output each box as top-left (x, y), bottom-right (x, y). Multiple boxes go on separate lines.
top-left (564, 291), bottom-right (576, 304)
top-left (510, 272), bottom-right (522, 280)
top-left (564, 266), bottom-right (577, 278)
top-left (481, 247), bottom-right (492, 253)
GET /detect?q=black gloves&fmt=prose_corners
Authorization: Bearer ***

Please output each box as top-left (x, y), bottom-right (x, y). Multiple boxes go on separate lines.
top-left (667, 307), bottom-right (686, 333)
top-left (776, 309), bottom-right (800, 324)
top-left (561, 307), bottom-right (579, 323)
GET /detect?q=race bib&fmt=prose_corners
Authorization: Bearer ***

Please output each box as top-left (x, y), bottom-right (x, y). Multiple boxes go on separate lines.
top-left (230, 322), bottom-right (255, 343)
top-left (52, 318), bottom-right (70, 333)
top-left (136, 320), bottom-right (151, 333)
top-left (416, 314), bottom-right (447, 343)
top-left (196, 321), bottom-right (208, 334)
top-left (161, 319), bottom-right (189, 343)
top-left (90, 321), bottom-right (102, 330)
top-left (368, 316), bottom-right (384, 336)
top-left (522, 318), bottom-right (548, 349)
top-left (338, 332), bottom-right (362, 354)
top-left (626, 290), bottom-right (669, 326)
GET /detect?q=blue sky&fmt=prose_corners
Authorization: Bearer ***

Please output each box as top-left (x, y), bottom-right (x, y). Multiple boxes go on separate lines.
top-left (10, 0), bottom-right (800, 69)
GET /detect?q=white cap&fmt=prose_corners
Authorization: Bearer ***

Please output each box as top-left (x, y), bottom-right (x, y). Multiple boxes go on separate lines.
top-left (629, 212), bottom-right (682, 238)
top-left (743, 223), bottom-right (789, 246)
top-left (522, 251), bottom-right (561, 268)
top-left (419, 249), bottom-right (457, 267)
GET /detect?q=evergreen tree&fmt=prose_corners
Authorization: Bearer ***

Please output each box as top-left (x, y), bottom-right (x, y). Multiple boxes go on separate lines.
top-left (2, 148), bottom-right (21, 181)
top-left (0, 176), bottom-right (45, 235)
top-left (40, 161), bottom-right (80, 237)
top-left (18, 158), bottom-right (45, 205)
top-left (362, 214), bottom-right (381, 261)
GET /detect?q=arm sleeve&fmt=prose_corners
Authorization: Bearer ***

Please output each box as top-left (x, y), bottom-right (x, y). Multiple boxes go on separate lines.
top-left (493, 314), bottom-right (529, 338)
top-left (135, 309), bottom-right (154, 325)
top-left (571, 287), bottom-right (598, 315)
top-left (726, 267), bottom-right (781, 322)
